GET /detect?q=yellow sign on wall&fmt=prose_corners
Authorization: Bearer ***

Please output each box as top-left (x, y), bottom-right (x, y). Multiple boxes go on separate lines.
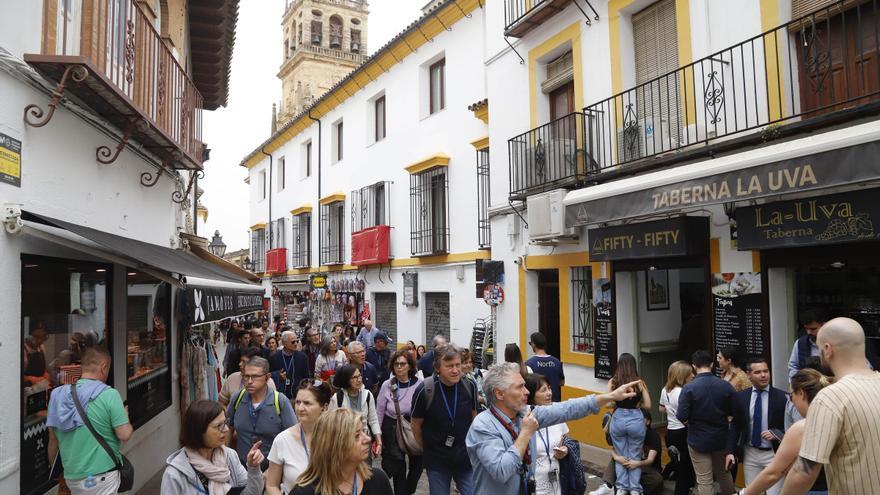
top-left (0, 132), bottom-right (21, 187)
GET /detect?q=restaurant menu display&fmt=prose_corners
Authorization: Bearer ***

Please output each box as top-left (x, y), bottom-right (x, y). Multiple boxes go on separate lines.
top-left (593, 278), bottom-right (616, 380)
top-left (712, 272), bottom-right (766, 358)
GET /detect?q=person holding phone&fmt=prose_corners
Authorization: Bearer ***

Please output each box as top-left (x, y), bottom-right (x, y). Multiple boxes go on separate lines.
top-left (525, 374), bottom-right (569, 495)
top-left (161, 400), bottom-right (265, 494)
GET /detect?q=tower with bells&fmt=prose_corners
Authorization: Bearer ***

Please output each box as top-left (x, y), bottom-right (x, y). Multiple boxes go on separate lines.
top-left (277, 0), bottom-right (369, 126)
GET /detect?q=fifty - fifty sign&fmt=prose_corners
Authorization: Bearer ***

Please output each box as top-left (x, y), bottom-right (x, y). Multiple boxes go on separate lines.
top-left (567, 140), bottom-right (880, 226)
top-left (588, 216), bottom-right (709, 262)
top-left (735, 188), bottom-right (880, 250)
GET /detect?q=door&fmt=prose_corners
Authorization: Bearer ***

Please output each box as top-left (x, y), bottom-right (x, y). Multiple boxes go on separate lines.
top-left (538, 270), bottom-right (561, 358)
top-left (550, 81), bottom-right (576, 143)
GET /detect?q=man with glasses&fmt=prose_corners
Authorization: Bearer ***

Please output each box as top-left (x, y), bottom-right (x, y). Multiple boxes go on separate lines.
top-left (269, 331), bottom-right (310, 399)
top-left (226, 356), bottom-right (296, 470)
top-left (348, 341), bottom-right (380, 395)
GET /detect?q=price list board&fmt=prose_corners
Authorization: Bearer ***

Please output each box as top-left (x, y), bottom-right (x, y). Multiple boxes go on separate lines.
top-left (593, 278), bottom-right (616, 380)
top-left (712, 272), bottom-right (767, 359)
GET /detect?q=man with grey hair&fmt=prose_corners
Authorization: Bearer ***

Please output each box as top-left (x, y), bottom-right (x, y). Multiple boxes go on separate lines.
top-left (419, 334), bottom-right (448, 378)
top-left (268, 331), bottom-right (309, 399)
top-left (466, 362), bottom-right (640, 494)
top-left (348, 340), bottom-right (380, 394)
top-left (226, 356), bottom-right (297, 469)
top-left (357, 318), bottom-right (381, 347)
top-left (412, 342), bottom-right (480, 495)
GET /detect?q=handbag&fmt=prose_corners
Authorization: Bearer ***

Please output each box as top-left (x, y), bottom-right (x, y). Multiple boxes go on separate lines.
top-left (70, 384), bottom-right (135, 492)
top-left (558, 436), bottom-right (586, 495)
top-left (390, 379), bottom-right (423, 456)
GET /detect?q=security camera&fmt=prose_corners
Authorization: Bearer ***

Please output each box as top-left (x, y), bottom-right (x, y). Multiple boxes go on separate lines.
top-left (3, 204), bottom-right (23, 235)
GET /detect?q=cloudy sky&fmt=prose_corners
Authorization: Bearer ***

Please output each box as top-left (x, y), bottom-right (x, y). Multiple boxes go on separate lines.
top-left (199, 0), bottom-right (424, 252)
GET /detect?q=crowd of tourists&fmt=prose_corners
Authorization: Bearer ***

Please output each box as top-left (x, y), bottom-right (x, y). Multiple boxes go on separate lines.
top-left (44, 312), bottom-right (880, 495)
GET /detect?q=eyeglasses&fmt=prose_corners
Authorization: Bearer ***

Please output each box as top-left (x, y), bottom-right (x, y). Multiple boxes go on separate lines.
top-left (393, 362), bottom-right (408, 367)
top-left (350, 350), bottom-right (365, 355)
top-left (352, 374), bottom-right (363, 380)
top-left (242, 373), bottom-right (267, 382)
top-left (209, 421), bottom-right (230, 432)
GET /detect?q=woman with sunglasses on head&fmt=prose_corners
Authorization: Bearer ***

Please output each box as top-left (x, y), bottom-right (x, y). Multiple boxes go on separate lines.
top-left (330, 364), bottom-right (382, 458)
top-left (291, 408), bottom-right (392, 495)
top-left (376, 350), bottom-right (424, 495)
top-left (266, 380), bottom-right (333, 495)
top-left (162, 400), bottom-right (265, 494)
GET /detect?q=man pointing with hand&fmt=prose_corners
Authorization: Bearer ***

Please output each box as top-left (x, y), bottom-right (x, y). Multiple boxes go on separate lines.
top-left (466, 362), bottom-right (640, 494)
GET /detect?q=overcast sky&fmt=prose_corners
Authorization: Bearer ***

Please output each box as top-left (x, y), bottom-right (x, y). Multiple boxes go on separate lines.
top-left (200, 0), bottom-right (424, 252)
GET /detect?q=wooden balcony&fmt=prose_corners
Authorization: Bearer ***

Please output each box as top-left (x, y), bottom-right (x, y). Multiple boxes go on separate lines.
top-left (24, 0), bottom-right (204, 170)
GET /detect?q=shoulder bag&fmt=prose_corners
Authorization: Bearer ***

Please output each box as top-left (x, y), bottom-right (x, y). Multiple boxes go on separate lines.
top-left (390, 379), bottom-right (423, 456)
top-left (70, 384), bottom-right (135, 492)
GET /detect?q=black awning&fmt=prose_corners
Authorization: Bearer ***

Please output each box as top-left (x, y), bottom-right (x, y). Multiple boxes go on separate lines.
top-left (183, 281), bottom-right (264, 325)
top-left (22, 211), bottom-right (251, 284)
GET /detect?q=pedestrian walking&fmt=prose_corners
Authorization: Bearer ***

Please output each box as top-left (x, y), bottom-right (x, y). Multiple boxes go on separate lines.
top-left (417, 335), bottom-right (446, 378)
top-left (348, 341), bottom-right (380, 394)
top-left (608, 353), bottom-right (651, 495)
top-left (303, 327), bottom-right (322, 377)
top-left (161, 400), bottom-right (265, 494)
top-left (738, 368), bottom-right (831, 495)
top-left (781, 317), bottom-right (880, 494)
top-left (676, 350), bottom-right (736, 495)
top-left (465, 362), bottom-right (640, 494)
top-left (225, 326), bottom-right (253, 377)
top-left (314, 335), bottom-right (347, 382)
top-left (269, 331), bottom-right (310, 399)
top-left (526, 332), bottom-right (566, 402)
top-left (329, 364), bottom-right (382, 457)
top-left (726, 357), bottom-right (787, 495)
top-left (357, 319), bottom-right (380, 348)
top-left (47, 347), bottom-right (133, 495)
top-left (266, 380), bottom-right (333, 495)
top-left (504, 343), bottom-right (533, 376)
top-left (461, 349), bottom-right (486, 410)
top-left (367, 332), bottom-right (392, 386)
top-left (226, 356), bottom-right (297, 469)
top-left (718, 347), bottom-right (751, 392)
top-left (219, 347), bottom-right (278, 408)
top-left (525, 373), bottom-right (570, 495)
top-left (411, 343), bottom-right (478, 495)
top-left (657, 360), bottom-right (694, 495)
top-left (376, 349), bottom-right (424, 495)
top-left (266, 335), bottom-right (279, 354)
top-left (290, 408), bottom-right (393, 494)
top-left (252, 327), bottom-right (271, 359)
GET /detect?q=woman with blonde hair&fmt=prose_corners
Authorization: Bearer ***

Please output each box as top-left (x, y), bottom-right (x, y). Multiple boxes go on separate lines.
top-left (658, 360), bottom-right (695, 495)
top-left (739, 369), bottom-right (832, 495)
top-left (291, 408), bottom-right (392, 495)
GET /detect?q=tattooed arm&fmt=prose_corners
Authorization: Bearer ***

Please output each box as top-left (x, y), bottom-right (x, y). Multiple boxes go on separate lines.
top-left (779, 456), bottom-right (821, 495)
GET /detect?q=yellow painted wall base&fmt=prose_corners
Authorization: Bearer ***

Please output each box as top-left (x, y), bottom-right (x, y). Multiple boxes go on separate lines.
top-left (561, 385), bottom-right (611, 447)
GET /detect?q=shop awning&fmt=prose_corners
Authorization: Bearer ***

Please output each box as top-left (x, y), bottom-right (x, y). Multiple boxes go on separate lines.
top-left (20, 211), bottom-right (256, 286)
top-left (564, 119), bottom-right (880, 226)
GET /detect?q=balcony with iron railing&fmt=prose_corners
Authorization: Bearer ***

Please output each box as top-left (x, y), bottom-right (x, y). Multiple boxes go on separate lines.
top-left (581, 0), bottom-right (880, 181)
top-left (504, 0), bottom-right (595, 38)
top-left (23, 0), bottom-right (204, 170)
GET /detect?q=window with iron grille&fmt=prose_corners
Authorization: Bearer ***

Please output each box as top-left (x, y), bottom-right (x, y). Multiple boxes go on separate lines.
top-left (291, 213), bottom-right (311, 268)
top-left (476, 148), bottom-right (490, 249)
top-left (571, 266), bottom-right (595, 354)
top-left (273, 218), bottom-right (286, 249)
top-left (320, 201), bottom-right (345, 264)
top-left (250, 229), bottom-right (266, 273)
top-left (409, 168), bottom-right (448, 256)
top-left (351, 181), bottom-right (391, 232)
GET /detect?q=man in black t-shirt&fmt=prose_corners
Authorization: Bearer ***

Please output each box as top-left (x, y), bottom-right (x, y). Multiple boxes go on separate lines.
top-left (411, 343), bottom-right (478, 495)
top-left (595, 409), bottom-right (663, 495)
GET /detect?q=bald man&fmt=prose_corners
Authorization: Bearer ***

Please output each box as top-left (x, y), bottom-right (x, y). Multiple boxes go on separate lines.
top-left (780, 317), bottom-right (880, 495)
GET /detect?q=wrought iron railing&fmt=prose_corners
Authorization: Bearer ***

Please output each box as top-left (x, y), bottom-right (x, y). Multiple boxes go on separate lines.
top-left (508, 112), bottom-right (589, 199)
top-left (291, 213), bottom-right (311, 268)
top-left (320, 201), bottom-right (346, 265)
top-left (409, 167), bottom-right (449, 256)
top-left (38, 0), bottom-right (203, 163)
top-left (583, 0), bottom-right (880, 175)
top-left (476, 148), bottom-right (491, 249)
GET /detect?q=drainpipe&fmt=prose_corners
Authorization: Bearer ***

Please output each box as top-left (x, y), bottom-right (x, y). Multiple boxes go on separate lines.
top-left (261, 146), bottom-right (273, 261)
top-left (307, 111), bottom-right (322, 265)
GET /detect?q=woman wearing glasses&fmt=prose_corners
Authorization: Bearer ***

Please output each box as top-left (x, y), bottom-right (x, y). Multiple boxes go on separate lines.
top-left (291, 408), bottom-right (392, 495)
top-left (376, 350), bottom-right (424, 495)
top-left (161, 400), bottom-right (265, 494)
top-left (330, 364), bottom-right (382, 458)
top-left (266, 380), bottom-right (333, 495)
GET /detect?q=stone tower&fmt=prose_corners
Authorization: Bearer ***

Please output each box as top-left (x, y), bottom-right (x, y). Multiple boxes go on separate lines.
top-left (278, 0), bottom-right (369, 125)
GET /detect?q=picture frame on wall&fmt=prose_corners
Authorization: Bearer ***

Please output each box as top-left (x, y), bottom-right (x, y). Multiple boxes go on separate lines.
top-left (646, 269), bottom-right (669, 311)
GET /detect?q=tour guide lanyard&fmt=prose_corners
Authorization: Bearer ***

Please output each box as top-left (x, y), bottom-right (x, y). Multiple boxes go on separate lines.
top-left (300, 426), bottom-right (310, 458)
top-left (537, 427), bottom-right (552, 465)
top-left (440, 381), bottom-right (459, 427)
top-left (282, 352), bottom-right (294, 388)
top-left (490, 406), bottom-right (532, 489)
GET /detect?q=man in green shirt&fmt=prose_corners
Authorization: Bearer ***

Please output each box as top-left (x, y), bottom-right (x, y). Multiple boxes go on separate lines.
top-left (47, 347), bottom-right (132, 494)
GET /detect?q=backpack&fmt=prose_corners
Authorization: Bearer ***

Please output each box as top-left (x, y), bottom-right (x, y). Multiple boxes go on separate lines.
top-left (233, 389), bottom-right (281, 416)
top-left (336, 389), bottom-right (373, 408)
top-left (422, 374), bottom-right (476, 411)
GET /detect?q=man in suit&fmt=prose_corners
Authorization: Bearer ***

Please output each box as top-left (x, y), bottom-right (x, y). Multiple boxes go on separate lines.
top-left (726, 357), bottom-right (787, 494)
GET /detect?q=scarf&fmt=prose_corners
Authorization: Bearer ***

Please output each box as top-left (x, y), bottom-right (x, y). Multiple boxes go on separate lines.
top-left (184, 447), bottom-right (232, 495)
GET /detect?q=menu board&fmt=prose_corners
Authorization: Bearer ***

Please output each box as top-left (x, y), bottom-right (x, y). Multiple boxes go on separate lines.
top-left (593, 278), bottom-right (616, 380)
top-left (712, 272), bottom-right (766, 358)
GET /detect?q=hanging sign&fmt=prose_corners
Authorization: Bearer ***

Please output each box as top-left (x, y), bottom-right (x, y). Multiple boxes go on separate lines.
top-left (588, 217), bottom-right (709, 261)
top-left (310, 274), bottom-right (327, 289)
top-left (593, 278), bottom-right (616, 380)
top-left (403, 272), bottom-right (418, 307)
top-left (482, 284), bottom-right (504, 306)
top-left (185, 285), bottom-right (264, 324)
top-left (0, 132), bottom-right (21, 187)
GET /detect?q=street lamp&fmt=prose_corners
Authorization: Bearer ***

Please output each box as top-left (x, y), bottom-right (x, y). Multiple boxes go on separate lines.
top-left (208, 230), bottom-right (227, 257)
top-left (242, 256), bottom-right (253, 271)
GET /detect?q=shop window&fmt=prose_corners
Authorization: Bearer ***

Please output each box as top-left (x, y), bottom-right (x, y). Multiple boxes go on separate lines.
top-left (20, 255), bottom-right (111, 495)
top-left (125, 272), bottom-right (172, 428)
top-left (351, 181), bottom-right (390, 232)
top-left (291, 212), bottom-right (311, 268)
top-left (570, 266), bottom-right (595, 354)
top-left (409, 167), bottom-right (448, 256)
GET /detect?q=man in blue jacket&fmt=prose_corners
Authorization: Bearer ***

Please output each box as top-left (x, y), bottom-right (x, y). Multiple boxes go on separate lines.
top-left (268, 331), bottom-right (310, 399)
top-left (725, 357), bottom-right (787, 494)
top-left (677, 350), bottom-right (736, 495)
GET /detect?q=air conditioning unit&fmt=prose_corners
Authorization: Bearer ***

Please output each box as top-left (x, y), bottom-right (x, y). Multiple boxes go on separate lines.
top-left (526, 189), bottom-right (577, 241)
top-left (617, 116), bottom-right (672, 162)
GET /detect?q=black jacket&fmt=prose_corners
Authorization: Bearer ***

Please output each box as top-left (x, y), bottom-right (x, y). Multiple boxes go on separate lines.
top-left (727, 386), bottom-right (787, 456)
